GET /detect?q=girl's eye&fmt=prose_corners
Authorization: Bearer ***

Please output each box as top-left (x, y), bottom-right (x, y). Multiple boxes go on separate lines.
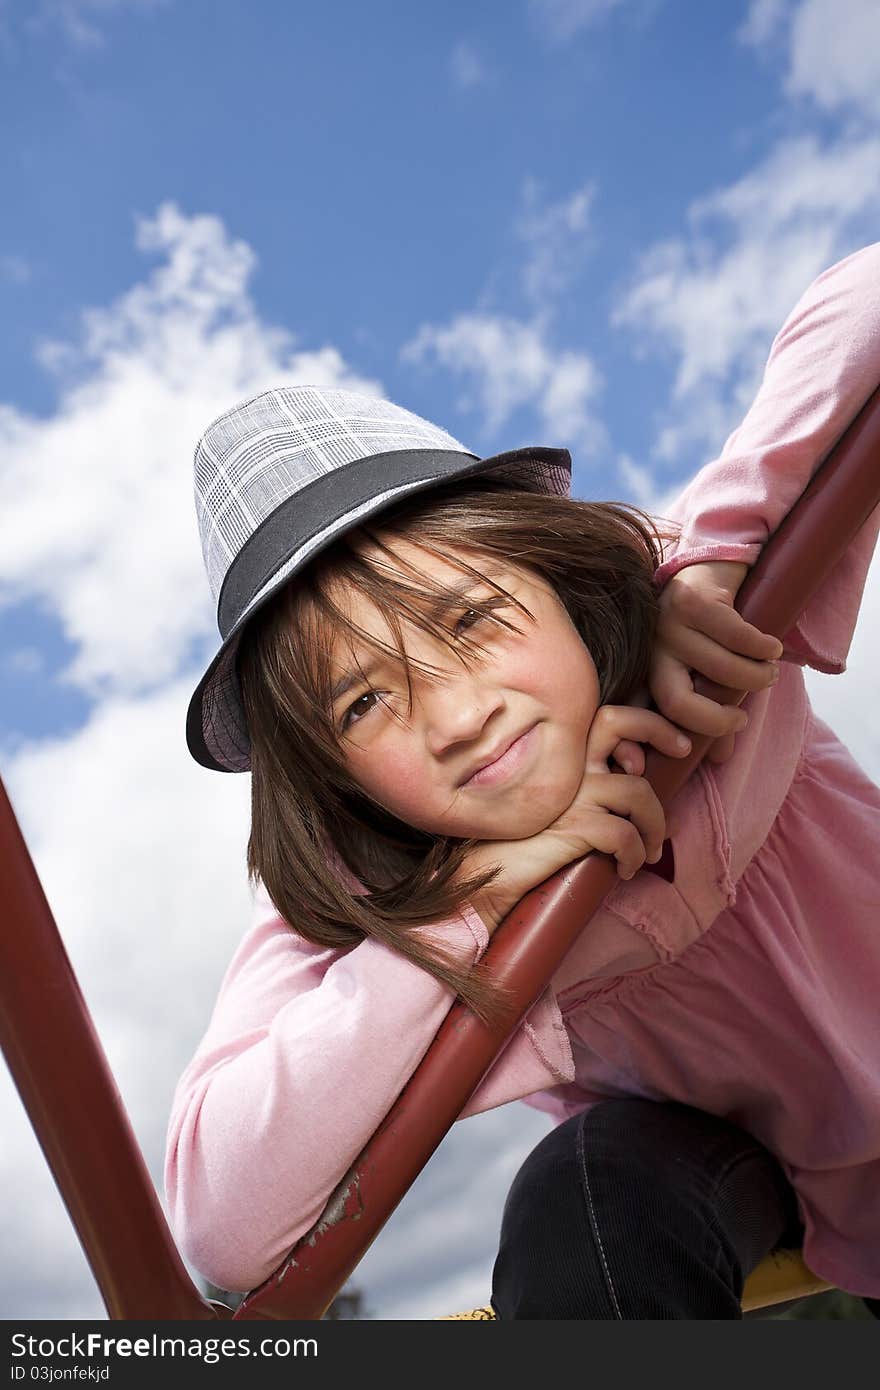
top-left (341, 690), bottom-right (379, 732)
top-left (454, 597), bottom-right (509, 639)
top-left (455, 607), bottom-right (484, 635)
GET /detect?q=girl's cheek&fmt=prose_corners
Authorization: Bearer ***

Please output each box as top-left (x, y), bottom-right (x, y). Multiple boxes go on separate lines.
top-left (355, 745), bottom-right (426, 816)
top-left (382, 751), bottom-right (423, 797)
top-left (512, 625), bottom-right (596, 705)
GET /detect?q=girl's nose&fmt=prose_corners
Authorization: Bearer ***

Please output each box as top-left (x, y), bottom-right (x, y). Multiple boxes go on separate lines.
top-left (422, 673), bottom-right (506, 757)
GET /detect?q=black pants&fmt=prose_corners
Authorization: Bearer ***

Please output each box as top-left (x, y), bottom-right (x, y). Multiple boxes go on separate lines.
top-left (491, 1098), bottom-right (879, 1320)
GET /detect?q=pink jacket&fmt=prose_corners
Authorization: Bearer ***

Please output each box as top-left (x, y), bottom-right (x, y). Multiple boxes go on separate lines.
top-left (166, 243), bottom-right (880, 1296)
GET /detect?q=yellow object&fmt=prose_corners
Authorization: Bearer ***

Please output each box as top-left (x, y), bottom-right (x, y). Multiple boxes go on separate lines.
top-left (740, 1247), bottom-right (831, 1312)
top-left (440, 1306), bottom-right (496, 1319)
top-left (439, 1247), bottom-right (832, 1318)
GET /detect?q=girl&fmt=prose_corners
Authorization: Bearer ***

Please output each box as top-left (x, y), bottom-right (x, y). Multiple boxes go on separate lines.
top-left (166, 242), bottom-right (880, 1318)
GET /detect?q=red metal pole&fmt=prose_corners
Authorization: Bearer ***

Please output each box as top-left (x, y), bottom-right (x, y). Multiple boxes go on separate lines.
top-left (236, 384), bottom-right (880, 1320)
top-left (0, 779), bottom-right (219, 1321)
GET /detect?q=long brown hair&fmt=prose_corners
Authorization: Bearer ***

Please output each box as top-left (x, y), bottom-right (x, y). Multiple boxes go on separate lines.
top-left (236, 476), bottom-right (673, 1029)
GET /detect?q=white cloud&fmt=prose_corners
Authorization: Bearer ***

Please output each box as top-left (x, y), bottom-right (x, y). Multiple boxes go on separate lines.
top-left (400, 175), bottom-right (601, 463)
top-left (614, 132), bottom-right (880, 460)
top-left (615, 451), bottom-right (674, 513)
top-left (613, 4), bottom-right (880, 500)
top-left (0, 202), bottom-right (379, 703)
top-left (402, 311), bottom-right (605, 457)
top-left (517, 177), bottom-right (596, 307)
top-left (633, 6), bottom-right (880, 466)
top-left (786, 0), bottom-right (880, 120)
top-left (450, 40), bottom-right (487, 89)
top-left (740, 0), bottom-right (880, 122)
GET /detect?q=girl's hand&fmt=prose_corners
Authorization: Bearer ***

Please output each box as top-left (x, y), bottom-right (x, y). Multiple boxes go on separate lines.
top-left (650, 560), bottom-right (783, 765)
top-left (459, 706), bottom-right (693, 934)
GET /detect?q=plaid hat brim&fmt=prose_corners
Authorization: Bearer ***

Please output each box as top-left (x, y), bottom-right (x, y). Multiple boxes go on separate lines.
top-left (187, 444), bottom-right (571, 772)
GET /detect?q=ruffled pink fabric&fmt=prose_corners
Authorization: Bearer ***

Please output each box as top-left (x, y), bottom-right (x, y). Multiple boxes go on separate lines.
top-left (561, 710), bottom-right (880, 1295)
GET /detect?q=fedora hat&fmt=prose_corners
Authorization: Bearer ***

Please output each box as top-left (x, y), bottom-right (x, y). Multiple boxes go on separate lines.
top-left (187, 385), bottom-right (571, 771)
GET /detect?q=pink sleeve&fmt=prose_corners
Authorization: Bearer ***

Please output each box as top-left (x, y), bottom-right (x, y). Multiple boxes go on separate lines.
top-left (164, 882), bottom-right (488, 1293)
top-left (654, 242), bottom-right (880, 673)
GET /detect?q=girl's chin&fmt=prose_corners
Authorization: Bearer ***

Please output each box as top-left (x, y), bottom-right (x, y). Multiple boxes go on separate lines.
top-left (445, 805), bottom-right (566, 842)
top-left (408, 780), bottom-right (577, 840)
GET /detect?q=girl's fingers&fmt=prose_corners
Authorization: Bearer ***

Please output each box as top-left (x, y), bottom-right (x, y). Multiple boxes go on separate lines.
top-left (574, 781), bottom-right (666, 872)
top-left (661, 591), bottom-right (783, 661)
top-left (650, 651), bottom-right (749, 738)
top-left (611, 739), bottom-right (645, 776)
top-left (660, 623), bottom-right (780, 694)
top-left (584, 706), bottom-right (690, 774)
top-left (579, 815), bottom-right (649, 879)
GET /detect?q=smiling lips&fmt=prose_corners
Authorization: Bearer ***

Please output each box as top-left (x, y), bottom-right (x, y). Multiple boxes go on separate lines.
top-left (461, 723), bottom-right (539, 788)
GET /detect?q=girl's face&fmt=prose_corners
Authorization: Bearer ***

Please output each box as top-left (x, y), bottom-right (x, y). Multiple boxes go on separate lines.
top-left (326, 538), bottom-right (600, 842)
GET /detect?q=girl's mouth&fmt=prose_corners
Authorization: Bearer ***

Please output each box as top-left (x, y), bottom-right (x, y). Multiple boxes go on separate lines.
top-left (462, 723), bottom-right (539, 788)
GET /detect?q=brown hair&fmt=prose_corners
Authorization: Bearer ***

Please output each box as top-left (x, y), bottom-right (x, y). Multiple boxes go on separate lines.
top-left (236, 476), bottom-right (673, 1030)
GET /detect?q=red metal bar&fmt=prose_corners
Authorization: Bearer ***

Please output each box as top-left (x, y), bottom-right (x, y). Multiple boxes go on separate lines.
top-left (236, 384), bottom-right (880, 1320)
top-left (0, 778), bottom-right (218, 1320)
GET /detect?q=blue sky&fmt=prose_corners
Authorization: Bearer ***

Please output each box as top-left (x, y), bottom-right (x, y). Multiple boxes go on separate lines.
top-left (1, 0), bottom-right (879, 1322)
